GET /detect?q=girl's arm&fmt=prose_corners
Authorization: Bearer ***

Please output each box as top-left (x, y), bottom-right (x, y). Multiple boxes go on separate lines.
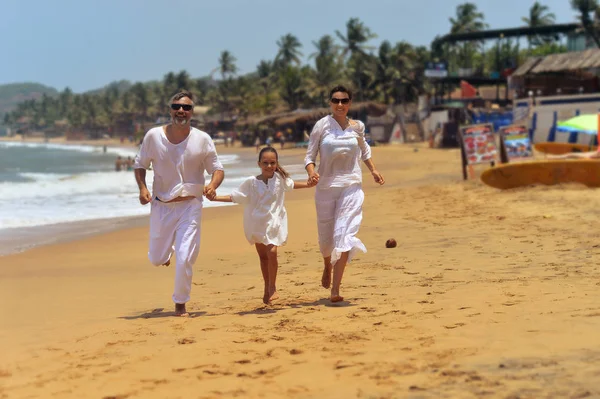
top-left (210, 194), bottom-right (233, 202)
top-left (293, 180), bottom-right (315, 189)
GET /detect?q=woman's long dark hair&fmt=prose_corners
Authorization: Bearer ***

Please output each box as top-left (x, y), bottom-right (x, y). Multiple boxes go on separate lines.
top-left (258, 147), bottom-right (289, 178)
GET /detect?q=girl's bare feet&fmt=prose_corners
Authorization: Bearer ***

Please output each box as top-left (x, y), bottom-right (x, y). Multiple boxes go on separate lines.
top-left (330, 295), bottom-right (344, 303)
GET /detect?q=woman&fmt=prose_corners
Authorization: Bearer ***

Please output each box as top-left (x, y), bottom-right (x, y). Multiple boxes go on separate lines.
top-left (304, 85), bottom-right (385, 303)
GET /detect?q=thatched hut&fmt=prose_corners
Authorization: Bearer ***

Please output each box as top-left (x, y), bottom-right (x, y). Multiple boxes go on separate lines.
top-left (511, 48), bottom-right (600, 98)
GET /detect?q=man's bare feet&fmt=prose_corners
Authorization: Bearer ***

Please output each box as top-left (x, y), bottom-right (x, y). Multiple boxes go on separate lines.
top-left (175, 303), bottom-right (189, 317)
top-left (321, 264), bottom-right (332, 289)
top-left (330, 295), bottom-right (344, 303)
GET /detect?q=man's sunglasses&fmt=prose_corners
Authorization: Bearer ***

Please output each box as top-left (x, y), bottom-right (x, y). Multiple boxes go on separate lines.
top-left (330, 98), bottom-right (350, 105)
top-left (171, 104), bottom-right (193, 111)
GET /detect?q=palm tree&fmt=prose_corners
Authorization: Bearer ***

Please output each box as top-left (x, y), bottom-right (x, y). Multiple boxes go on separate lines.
top-left (175, 70), bottom-right (192, 92)
top-left (570, 0), bottom-right (600, 47)
top-left (449, 2), bottom-right (488, 69)
top-left (218, 50), bottom-right (238, 80)
top-left (216, 51), bottom-right (238, 115)
top-left (278, 65), bottom-right (306, 110)
top-left (256, 60), bottom-right (277, 112)
top-left (345, 52), bottom-right (377, 102)
top-left (162, 72), bottom-right (178, 99)
top-left (522, 2), bottom-right (556, 47)
top-left (275, 33), bottom-right (303, 68)
top-left (130, 82), bottom-right (151, 129)
top-left (336, 18), bottom-right (377, 58)
top-left (308, 35), bottom-right (340, 105)
top-left (375, 41), bottom-right (396, 104)
top-left (309, 35), bottom-right (338, 60)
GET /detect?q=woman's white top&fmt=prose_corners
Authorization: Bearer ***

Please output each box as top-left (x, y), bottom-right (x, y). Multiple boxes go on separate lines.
top-left (134, 126), bottom-right (224, 202)
top-left (231, 172), bottom-right (295, 246)
top-left (304, 115), bottom-right (372, 188)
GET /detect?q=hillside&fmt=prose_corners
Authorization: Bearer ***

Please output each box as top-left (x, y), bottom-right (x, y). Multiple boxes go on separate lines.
top-left (0, 82), bottom-right (58, 117)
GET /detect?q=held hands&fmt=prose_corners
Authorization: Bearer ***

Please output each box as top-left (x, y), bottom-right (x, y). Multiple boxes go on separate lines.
top-left (371, 169), bottom-right (385, 185)
top-left (139, 187), bottom-right (152, 205)
top-left (307, 171), bottom-right (320, 187)
top-left (203, 185), bottom-right (217, 201)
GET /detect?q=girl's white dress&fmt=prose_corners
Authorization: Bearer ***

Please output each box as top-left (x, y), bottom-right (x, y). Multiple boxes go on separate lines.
top-left (231, 172), bottom-right (295, 246)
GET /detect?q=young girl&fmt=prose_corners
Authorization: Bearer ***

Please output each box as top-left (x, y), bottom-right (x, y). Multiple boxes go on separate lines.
top-left (210, 147), bottom-right (315, 304)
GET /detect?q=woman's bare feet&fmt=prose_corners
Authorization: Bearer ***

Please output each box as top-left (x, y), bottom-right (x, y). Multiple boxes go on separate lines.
top-left (175, 303), bottom-right (189, 317)
top-left (268, 290), bottom-right (279, 303)
top-left (321, 264), bottom-right (332, 289)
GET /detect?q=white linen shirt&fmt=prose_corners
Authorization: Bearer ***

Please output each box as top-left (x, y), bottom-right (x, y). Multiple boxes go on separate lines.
top-left (231, 173), bottom-right (295, 246)
top-left (134, 126), bottom-right (224, 202)
top-left (304, 115), bottom-right (372, 188)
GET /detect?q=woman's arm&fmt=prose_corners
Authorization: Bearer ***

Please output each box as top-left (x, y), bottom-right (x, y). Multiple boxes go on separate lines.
top-left (304, 121), bottom-right (322, 185)
top-left (363, 158), bottom-right (385, 185)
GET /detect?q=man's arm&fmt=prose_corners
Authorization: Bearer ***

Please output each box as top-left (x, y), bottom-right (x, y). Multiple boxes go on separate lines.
top-left (134, 168), bottom-right (152, 205)
top-left (204, 169), bottom-right (225, 200)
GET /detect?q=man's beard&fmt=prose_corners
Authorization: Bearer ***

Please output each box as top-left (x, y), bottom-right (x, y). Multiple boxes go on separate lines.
top-left (173, 117), bottom-right (189, 125)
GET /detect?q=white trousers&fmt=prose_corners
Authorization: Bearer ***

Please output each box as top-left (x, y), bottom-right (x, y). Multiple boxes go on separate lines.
top-left (148, 198), bottom-right (202, 304)
top-left (315, 184), bottom-right (366, 265)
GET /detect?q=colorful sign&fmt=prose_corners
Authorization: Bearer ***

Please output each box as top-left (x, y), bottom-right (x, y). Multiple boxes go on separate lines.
top-left (460, 123), bottom-right (498, 165)
top-left (424, 61), bottom-right (448, 78)
top-left (498, 124), bottom-right (533, 161)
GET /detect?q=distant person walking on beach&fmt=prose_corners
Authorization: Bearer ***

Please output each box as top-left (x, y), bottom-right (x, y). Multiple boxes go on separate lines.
top-left (134, 90), bottom-right (224, 316)
top-left (254, 135), bottom-right (261, 153)
top-left (305, 85), bottom-right (385, 303)
top-left (209, 147), bottom-right (315, 304)
top-left (115, 156), bottom-right (122, 171)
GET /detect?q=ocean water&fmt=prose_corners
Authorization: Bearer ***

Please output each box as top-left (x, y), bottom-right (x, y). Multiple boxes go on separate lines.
top-left (0, 141), bottom-right (307, 232)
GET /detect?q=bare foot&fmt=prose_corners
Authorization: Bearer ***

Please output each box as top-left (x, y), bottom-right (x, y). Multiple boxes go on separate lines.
top-left (175, 303), bottom-right (189, 317)
top-left (321, 265), bottom-right (332, 289)
top-left (268, 290), bottom-right (279, 303)
top-left (330, 295), bottom-right (344, 303)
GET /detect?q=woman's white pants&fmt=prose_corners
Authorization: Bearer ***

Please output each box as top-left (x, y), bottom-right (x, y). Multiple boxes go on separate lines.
top-left (315, 184), bottom-right (366, 265)
top-left (148, 198), bottom-right (202, 304)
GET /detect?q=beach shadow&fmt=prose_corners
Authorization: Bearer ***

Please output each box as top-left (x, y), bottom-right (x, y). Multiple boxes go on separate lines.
top-left (236, 298), bottom-right (356, 315)
top-left (236, 307), bottom-right (279, 316)
top-left (119, 308), bottom-right (207, 320)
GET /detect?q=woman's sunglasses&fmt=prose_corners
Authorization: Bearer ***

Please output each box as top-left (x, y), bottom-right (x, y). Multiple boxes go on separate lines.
top-left (171, 104), bottom-right (193, 111)
top-left (330, 98), bottom-right (350, 105)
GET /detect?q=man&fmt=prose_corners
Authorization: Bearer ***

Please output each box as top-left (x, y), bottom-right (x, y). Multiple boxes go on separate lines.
top-left (134, 90), bottom-right (224, 316)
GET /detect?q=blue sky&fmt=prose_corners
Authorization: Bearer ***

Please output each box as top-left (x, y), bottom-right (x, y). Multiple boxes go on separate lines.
top-left (1, 0), bottom-right (578, 93)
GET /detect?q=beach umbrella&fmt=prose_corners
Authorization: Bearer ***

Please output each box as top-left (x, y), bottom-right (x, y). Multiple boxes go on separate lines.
top-left (556, 114), bottom-right (598, 135)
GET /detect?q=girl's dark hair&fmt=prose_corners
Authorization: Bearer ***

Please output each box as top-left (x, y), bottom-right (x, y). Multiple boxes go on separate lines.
top-left (258, 147), bottom-right (289, 178)
top-left (329, 85), bottom-right (353, 100)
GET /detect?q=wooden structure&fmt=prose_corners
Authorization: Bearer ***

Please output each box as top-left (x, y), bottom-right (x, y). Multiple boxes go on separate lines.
top-left (511, 48), bottom-right (600, 98)
top-left (431, 23), bottom-right (581, 105)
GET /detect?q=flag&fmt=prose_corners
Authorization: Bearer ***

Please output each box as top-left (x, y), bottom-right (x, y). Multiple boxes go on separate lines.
top-left (460, 80), bottom-right (477, 98)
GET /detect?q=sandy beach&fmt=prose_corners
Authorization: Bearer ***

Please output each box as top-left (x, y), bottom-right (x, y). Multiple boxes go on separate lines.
top-left (2, 143), bottom-right (600, 398)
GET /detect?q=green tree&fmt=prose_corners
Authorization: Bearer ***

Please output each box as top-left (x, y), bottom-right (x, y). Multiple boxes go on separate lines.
top-left (570, 0), bottom-right (600, 47)
top-left (308, 35), bottom-right (339, 105)
top-left (275, 33), bottom-right (304, 68)
top-left (336, 18), bottom-right (377, 58)
top-left (522, 2), bottom-right (556, 47)
top-left (449, 2), bottom-right (488, 69)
